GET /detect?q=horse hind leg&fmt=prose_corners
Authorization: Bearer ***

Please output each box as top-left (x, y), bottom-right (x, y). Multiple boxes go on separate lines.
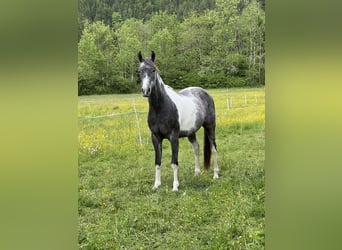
top-left (212, 142), bottom-right (219, 179)
top-left (188, 133), bottom-right (200, 175)
top-left (204, 126), bottom-right (219, 179)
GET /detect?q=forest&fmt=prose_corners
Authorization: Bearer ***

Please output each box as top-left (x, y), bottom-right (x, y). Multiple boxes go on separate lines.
top-left (78, 0), bottom-right (265, 95)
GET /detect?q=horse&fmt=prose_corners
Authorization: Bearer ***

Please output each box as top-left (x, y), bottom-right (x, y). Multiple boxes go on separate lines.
top-left (138, 51), bottom-right (219, 191)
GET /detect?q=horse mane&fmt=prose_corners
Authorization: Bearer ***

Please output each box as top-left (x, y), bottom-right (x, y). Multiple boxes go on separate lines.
top-left (143, 59), bottom-right (160, 73)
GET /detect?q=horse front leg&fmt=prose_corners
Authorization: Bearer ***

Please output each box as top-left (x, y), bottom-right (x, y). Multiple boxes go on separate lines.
top-left (170, 132), bottom-right (179, 191)
top-left (152, 133), bottom-right (162, 190)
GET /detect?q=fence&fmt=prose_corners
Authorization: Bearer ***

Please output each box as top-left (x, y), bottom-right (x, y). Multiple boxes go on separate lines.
top-left (78, 89), bottom-right (265, 146)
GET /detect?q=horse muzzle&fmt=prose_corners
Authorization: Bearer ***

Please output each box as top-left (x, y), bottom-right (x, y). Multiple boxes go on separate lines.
top-left (141, 87), bottom-right (151, 97)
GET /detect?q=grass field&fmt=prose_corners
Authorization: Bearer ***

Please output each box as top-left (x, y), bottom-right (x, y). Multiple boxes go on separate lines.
top-left (78, 88), bottom-right (265, 249)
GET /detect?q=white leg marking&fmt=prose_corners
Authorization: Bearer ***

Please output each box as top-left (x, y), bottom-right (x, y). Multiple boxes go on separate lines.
top-left (191, 141), bottom-right (200, 175)
top-left (212, 146), bottom-right (219, 179)
top-left (153, 165), bottom-right (161, 189)
top-left (171, 164), bottom-right (179, 191)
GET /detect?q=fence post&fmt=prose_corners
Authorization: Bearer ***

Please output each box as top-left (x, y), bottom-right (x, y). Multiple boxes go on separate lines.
top-left (227, 96), bottom-right (232, 110)
top-left (133, 99), bottom-right (143, 145)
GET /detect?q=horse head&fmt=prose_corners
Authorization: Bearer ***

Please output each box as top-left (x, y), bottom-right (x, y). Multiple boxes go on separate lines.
top-left (138, 51), bottom-right (158, 97)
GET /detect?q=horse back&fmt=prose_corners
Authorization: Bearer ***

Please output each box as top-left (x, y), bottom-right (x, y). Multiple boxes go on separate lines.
top-left (179, 87), bottom-right (215, 114)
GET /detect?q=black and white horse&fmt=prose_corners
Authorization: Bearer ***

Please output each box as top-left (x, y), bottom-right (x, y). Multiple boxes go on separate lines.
top-left (138, 51), bottom-right (219, 191)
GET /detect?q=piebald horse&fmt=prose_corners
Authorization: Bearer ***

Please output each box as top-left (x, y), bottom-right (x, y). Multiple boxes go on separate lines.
top-left (138, 51), bottom-right (219, 191)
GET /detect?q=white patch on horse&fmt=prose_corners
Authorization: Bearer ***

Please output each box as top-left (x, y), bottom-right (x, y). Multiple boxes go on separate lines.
top-left (163, 83), bottom-right (198, 134)
top-left (141, 73), bottom-right (150, 96)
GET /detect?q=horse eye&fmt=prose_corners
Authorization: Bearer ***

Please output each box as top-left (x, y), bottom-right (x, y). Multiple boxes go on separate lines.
top-left (152, 69), bottom-right (156, 72)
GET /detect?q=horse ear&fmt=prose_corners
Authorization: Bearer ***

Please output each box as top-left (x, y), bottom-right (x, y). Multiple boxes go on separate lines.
top-left (151, 51), bottom-right (156, 62)
top-left (138, 51), bottom-right (143, 62)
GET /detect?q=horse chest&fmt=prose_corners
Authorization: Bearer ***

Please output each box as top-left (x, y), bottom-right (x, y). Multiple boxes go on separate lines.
top-left (148, 106), bottom-right (179, 137)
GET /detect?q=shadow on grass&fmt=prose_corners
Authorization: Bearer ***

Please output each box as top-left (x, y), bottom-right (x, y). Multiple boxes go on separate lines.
top-left (183, 173), bottom-right (217, 191)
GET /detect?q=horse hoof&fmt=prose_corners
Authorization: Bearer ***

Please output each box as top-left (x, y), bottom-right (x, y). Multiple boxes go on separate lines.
top-left (213, 175), bottom-right (219, 179)
top-left (172, 182), bottom-right (179, 191)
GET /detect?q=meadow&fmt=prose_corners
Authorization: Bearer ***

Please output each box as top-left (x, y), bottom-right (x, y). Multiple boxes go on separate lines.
top-left (78, 88), bottom-right (265, 249)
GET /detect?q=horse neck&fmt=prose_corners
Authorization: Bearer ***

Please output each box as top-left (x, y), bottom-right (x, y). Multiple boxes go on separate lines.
top-left (148, 73), bottom-right (167, 108)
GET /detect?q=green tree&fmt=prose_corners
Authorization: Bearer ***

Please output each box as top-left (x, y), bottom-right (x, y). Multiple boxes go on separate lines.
top-left (178, 12), bottom-right (215, 73)
top-left (148, 28), bottom-right (176, 66)
top-left (116, 18), bottom-right (145, 84)
top-left (112, 12), bottom-right (123, 30)
top-left (239, 0), bottom-right (265, 84)
top-left (210, 0), bottom-right (240, 73)
top-left (77, 0), bottom-right (265, 94)
top-left (149, 11), bottom-right (179, 39)
top-left (95, 0), bottom-right (113, 25)
top-left (78, 21), bottom-right (118, 95)
top-left (147, 12), bottom-right (180, 85)
top-left (147, 28), bottom-right (178, 86)
top-left (78, 27), bottom-right (101, 95)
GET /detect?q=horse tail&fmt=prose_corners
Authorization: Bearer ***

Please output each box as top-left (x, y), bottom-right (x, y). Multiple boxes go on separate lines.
top-left (204, 129), bottom-right (211, 170)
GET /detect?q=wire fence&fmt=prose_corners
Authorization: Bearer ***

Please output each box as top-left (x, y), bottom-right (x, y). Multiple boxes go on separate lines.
top-left (78, 89), bottom-right (265, 146)
top-left (78, 90), bottom-right (265, 120)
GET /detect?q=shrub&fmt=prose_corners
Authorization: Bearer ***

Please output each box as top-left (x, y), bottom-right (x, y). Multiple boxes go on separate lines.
top-left (112, 78), bottom-right (138, 94)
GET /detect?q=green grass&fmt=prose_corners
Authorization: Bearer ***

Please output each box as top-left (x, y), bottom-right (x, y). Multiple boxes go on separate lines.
top-left (79, 88), bottom-right (265, 249)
